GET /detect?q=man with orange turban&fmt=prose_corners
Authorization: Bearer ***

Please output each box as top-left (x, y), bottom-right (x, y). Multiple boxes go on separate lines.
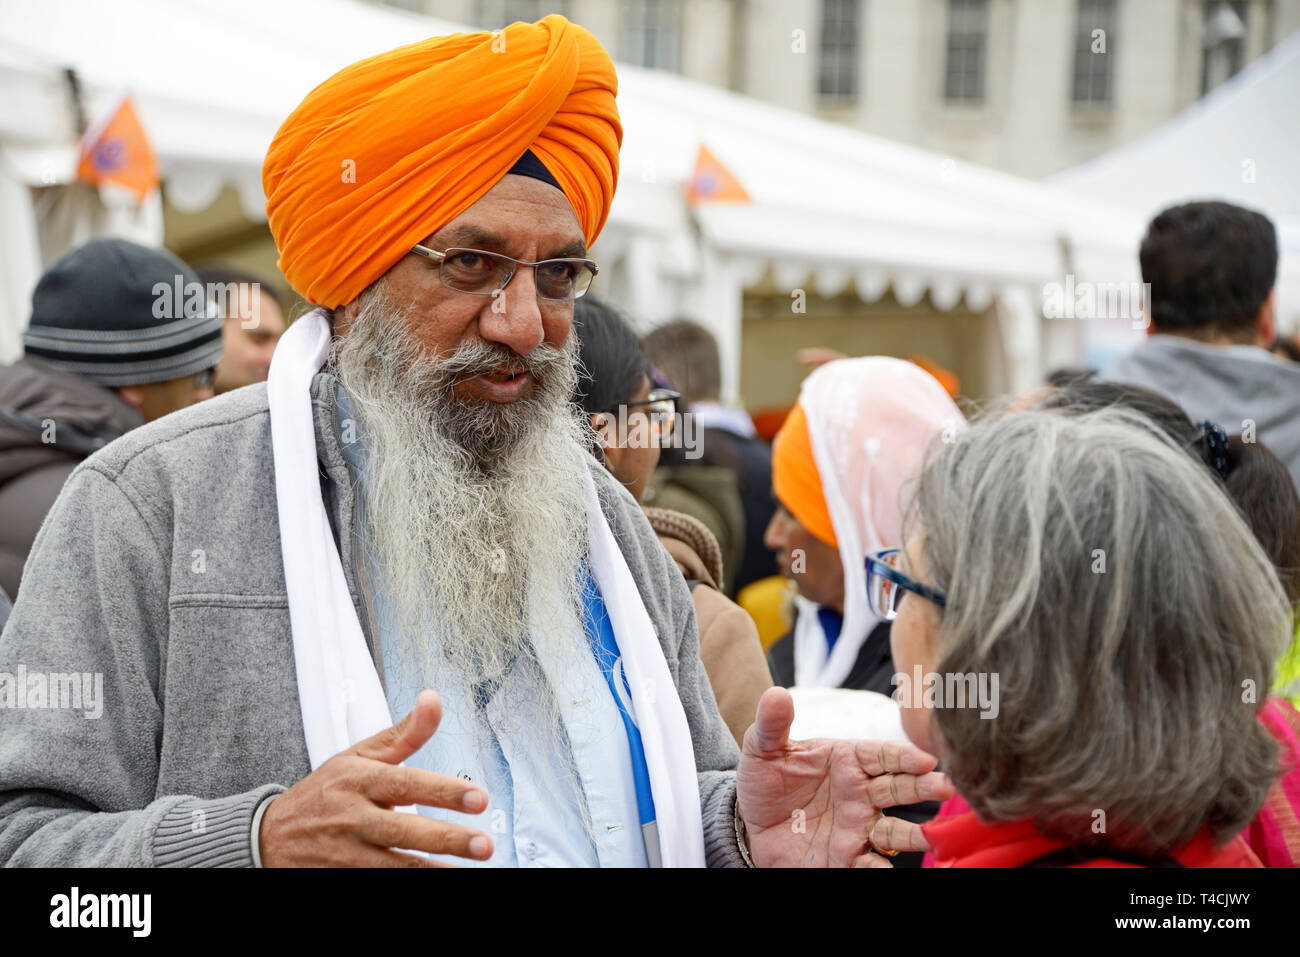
top-left (0, 17), bottom-right (951, 870)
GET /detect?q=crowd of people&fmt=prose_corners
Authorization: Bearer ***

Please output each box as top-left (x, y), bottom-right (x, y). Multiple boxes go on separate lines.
top-left (0, 15), bottom-right (1297, 869)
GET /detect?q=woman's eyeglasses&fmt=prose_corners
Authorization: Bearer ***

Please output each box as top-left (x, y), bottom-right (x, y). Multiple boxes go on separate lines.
top-left (602, 389), bottom-right (679, 447)
top-left (412, 245), bottom-right (598, 302)
top-left (865, 547), bottom-right (947, 620)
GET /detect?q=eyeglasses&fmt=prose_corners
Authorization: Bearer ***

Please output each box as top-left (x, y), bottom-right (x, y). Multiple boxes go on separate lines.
top-left (865, 548), bottom-right (947, 620)
top-left (619, 388), bottom-right (678, 446)
top-left (412, 245), bottom-right (598, 302)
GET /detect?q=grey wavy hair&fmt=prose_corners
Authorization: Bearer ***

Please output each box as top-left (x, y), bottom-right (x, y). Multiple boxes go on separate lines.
top-left (907, 406), bottom-right (1290, 855)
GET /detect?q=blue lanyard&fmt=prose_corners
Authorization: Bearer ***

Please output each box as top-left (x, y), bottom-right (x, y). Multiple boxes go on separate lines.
top-left (580, 570), bottom-right (660, 859)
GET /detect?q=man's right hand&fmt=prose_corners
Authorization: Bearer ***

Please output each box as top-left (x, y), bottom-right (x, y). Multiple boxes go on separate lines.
top-left (258, 689), bottom-right (494, 867)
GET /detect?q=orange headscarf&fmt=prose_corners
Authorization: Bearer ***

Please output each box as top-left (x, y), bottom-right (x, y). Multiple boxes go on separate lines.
top-left (771, 401), bottom-right (837, 548)
top-left (262, 15), bottom-right (621, 308)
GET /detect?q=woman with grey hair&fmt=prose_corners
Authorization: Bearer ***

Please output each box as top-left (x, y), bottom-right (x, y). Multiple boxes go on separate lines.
top-left (879, 407), bottom-right (1290, 866)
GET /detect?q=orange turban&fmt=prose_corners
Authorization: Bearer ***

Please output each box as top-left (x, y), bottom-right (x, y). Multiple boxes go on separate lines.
top-left (771, 401), bottom-right (837, 548)
top-left (262, 15), bottom-right (621, 308)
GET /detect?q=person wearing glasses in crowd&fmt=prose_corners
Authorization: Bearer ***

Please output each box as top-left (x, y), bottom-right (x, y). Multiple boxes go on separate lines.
top-left (0, 238), bottom-right (220, 601)
top-left (0, 17), bottom-right (952, 869)
top-left (762, 356), bottom-right (965, 865)
top-left (571, 296), bottom-right (772, 747)
top-left (887, 407), bottom-right (1288, 867)
top-left (643, 319), bottom-right (769, 599)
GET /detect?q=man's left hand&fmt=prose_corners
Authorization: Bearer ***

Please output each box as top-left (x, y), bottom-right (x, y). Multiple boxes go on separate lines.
top-left (736, 687), bottom-right (954, 868)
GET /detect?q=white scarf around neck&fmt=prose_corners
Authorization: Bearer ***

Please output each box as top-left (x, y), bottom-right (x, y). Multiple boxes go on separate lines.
top-left (266, 309), bottom-right (705, 867)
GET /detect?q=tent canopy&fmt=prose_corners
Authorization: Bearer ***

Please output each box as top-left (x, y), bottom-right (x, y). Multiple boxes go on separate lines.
top-left (1051, 29), bottom-right (1300, 332)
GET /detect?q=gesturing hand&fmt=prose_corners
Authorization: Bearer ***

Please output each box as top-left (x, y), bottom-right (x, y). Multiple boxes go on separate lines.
top-left (259, 690), bottom-right (495, 867)
top-left (736, 687), bottom-right (954, 868)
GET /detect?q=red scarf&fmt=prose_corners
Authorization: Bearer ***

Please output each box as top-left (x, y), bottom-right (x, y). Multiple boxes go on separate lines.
top-left (922, 810), bottom-right (1261, 867)
top-left (923, 695), bottom-right (1299, 867)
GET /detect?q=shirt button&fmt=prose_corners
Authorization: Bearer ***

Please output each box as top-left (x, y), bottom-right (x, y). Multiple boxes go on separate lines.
top-left (526, 842), bottom-right (537, 861)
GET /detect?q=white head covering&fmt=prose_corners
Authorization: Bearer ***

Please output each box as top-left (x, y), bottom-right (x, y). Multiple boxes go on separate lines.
top-left (791, 357), bottom-right (966, 687)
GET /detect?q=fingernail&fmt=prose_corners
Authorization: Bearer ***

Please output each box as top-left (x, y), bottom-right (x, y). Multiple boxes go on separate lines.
top-left (463, 790), bottom-right (486, 812)
top-left (470, 835), bottom-right (491, 858)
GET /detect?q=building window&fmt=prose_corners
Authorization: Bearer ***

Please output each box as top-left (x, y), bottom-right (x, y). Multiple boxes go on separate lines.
top-left (1072, 0), bottom-right (1116, 105)
top-left (477, 0), bottom-right (567, 29)
top-left (620, 0), bottom-right (682, 72)
top-left (944, 0), bottom-right (988, 103)
top-left (1201, 1), bottom-right (1248, 94)
top-left (819, 0), bottom-right (860, 101)
top-left (478, 0), bottom-right (559, 28)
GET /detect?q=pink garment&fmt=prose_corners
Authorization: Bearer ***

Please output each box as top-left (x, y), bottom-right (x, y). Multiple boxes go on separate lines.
top-left (1246, 696), bottom-right (1300, 867)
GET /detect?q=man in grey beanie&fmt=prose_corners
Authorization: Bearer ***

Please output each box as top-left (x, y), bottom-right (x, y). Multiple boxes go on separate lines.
top-left (0, 237), bottom-right (223, 599)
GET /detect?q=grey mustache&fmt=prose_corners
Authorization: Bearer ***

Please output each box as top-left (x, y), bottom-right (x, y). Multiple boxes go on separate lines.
top-left (437, 341), bottom-right (569, 381)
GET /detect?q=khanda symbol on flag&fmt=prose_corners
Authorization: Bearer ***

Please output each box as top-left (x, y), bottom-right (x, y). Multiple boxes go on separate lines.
top-left (686, 143), bottom-right (750, 204)
top-left (75, 94), bottom-right (160, 202)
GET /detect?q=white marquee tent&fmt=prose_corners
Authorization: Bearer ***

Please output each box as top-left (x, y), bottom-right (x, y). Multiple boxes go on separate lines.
top-left (1, 0), bottom-right (1144, 398)
top-left (1052, 29), bottom-right (1300, 338)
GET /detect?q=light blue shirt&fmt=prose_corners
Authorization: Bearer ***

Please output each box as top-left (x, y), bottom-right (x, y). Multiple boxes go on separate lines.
top-left (336, 388), bottom-right (648, 867)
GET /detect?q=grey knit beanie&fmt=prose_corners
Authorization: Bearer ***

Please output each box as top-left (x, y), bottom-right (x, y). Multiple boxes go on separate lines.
top-left (23, 238), bottom-right (224, 387)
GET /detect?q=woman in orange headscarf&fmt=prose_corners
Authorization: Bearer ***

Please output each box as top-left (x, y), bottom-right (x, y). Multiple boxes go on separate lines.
top-left (765, 357), bottom-right (965, 693)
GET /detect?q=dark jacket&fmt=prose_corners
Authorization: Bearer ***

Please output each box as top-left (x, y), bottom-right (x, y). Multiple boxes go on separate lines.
top-left (699, 426), bottom-right (777, 595)
top-left (767, 619), bottom-right (897, 695)
top-left (0, 358), bottom-right (143, 597)
top-left (642, 464), bottom-right (745, 595)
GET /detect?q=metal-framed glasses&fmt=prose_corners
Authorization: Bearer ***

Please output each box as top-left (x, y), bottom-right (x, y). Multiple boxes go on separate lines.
top-left (606, 388), bottom-right (679, 447)
top-left (412, 245), bottom-right (598, 302)
top-left (865, 547), bottom-right (947, 620)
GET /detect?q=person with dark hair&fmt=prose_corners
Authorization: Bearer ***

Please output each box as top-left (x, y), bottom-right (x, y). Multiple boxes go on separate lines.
top-left (644, 318), bottom-right (778, 597)
top-left (1102, 200), bottom-right (1300, 492)
top-left (193, 263), bottom-right (287, 393)
top-left (0, 238), bottom-right (222, 598)
top-left (572, 297), bottom-right (772, 746)
top-left (1043, 366), bottom-right (1095, 389)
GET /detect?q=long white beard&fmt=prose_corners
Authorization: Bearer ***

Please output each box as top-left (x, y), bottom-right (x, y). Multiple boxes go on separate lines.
top-left (330, 281), bottom-right (597, 721)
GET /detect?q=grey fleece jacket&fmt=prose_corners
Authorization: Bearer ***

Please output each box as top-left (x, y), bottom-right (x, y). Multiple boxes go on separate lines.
top-left (0, 374), bottom-right (746, 867)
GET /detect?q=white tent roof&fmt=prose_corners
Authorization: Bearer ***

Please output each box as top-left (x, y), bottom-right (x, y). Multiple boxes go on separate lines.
top-left (1051, 29), bottom-right (1300, 332)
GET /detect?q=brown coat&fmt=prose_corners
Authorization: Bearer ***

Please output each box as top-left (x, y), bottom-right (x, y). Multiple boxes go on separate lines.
top-left (644, 506), bottom-right (773, 746)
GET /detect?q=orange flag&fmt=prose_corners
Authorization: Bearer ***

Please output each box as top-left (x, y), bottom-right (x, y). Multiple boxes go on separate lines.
top-left (76, 95), bottom-right (160, 201)
top-left (687, 144), bottom-right (750, 203)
